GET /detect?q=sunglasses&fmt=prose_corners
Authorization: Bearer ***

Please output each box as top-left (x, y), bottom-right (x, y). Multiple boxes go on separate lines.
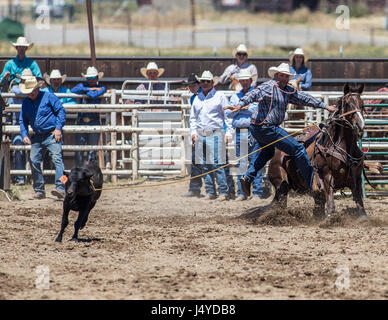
top-left (86, 76), bottom-right (98, 80)
top-left (200, 80), bottom-right (212, 83)
top-left (236, 52), bottom-right (247, 56)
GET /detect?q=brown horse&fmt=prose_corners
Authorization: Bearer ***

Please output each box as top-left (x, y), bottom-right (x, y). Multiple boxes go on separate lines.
top-left (268, 83), bottom-right (371, 219)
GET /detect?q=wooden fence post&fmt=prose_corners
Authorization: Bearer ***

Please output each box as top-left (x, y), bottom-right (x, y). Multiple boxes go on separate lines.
top-left (0, 140), bottom-right (11, 191)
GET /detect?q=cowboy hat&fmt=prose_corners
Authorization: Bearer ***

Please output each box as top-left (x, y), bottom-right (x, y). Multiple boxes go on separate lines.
top-left (289, 48), bottom-right (309, 64)
top-left (19, 76), bottom-right (41, 94)
top-left (268, 63), bottom-right (295, 79)
top-left (140, 62), bottom-right (165, 79)
top-left (237, 69), bottom-right (253, 80)
top-left (18, 68), bottom-right (33, 81)
top-left (43, 69), bottom-right (67, 85)
top-left (11, 37), bottom-right (33, 50)
top-left (199, 70), bottom-right (219, 86)
top-left (81, 66), bottom-right (104, 79)
top-left (233, 44), bottom-right (249, 56)
top-left (182, 73), bottom-right (200, 85)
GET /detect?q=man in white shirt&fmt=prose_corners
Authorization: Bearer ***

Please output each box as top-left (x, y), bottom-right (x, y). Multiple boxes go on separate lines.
top-left (190, 70), bottom-right (233, 201)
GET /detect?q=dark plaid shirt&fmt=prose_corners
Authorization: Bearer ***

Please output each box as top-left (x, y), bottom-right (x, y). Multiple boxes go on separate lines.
top-left (238, 79), bottom-right (326, 126)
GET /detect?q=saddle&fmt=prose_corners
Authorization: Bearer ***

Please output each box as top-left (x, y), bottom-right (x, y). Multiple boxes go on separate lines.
top-left (294, 125), bottom-right (321, 149)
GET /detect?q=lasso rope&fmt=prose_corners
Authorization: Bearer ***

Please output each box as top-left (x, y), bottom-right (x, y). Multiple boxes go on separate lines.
top-left (91, 121), bottom-right (325, 192)
top-left (91, 82), bottom-right (323, 192)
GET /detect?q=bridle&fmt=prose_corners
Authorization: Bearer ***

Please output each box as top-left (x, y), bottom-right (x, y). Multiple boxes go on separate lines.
top-left (327, 93), bottom-right (364, 133)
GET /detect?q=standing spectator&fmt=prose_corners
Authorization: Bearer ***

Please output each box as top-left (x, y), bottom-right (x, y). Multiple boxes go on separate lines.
top-left (19, 76), bottom-right (66, 199)
top-left (224, 69), bottom-right (263, 200)
top-left (289, 48), bottom-right (312, 91)
top-left (228, 63), bottom-right (336, 196)
top-left (71, 66), bottom-right (106, 167)
top-left (42, 69), bottom-right (76, 105)
top-left (182, 73), bottom-right (208, 198)
top-left (0, 37), bottom-right (42, 186)
top-left (190, 70), bottom-right (233, 201)
top-left (218, 44), bottom-right (258, 92)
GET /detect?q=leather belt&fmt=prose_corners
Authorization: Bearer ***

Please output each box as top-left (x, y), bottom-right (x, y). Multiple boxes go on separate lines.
top-left (81, 116), bottom-right (98, 123)
top-left (197, 129), bottom-right (217, 137)
top-left (251, 119), bottom-right (272, 126)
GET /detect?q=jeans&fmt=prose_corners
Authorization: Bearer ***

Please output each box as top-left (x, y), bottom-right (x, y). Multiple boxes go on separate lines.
top-left (30, 133), bottom-right (65, 194)
top-left (194, 132), bottom-right (229, 196)
top-left (224, 148), bottom-right (236, 196)
top-left (245, 124), bottom-right (314, 189)
top-left (188, 144), bottom-right (206, 193)
top-left (75, 118), bottom-right (100, 167)
top-left (235, 128), bottom-right (263, 197)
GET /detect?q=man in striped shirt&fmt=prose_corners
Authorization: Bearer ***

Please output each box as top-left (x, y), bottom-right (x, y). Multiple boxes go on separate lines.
top-left (227, 63), bottom-right (336, 196)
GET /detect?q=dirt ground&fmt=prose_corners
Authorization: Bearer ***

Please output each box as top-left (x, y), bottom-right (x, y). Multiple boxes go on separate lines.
top-left (0, 179), bottom-right (387, 300)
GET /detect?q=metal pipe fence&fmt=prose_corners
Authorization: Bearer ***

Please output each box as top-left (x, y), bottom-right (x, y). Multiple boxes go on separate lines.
top-left (1, 87), bottom-right (388, 197)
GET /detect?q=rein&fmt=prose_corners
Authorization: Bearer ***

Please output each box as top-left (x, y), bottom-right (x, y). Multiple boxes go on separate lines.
top-left (317, 92), bottom-right (365, 167)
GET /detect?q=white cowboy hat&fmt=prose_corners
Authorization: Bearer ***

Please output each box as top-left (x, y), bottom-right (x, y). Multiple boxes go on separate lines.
top-left (268, 63), bottom-right (295, 79)
top-left (237, 69), bottom-right (253, 80)
top-left (289, 48), bottom-right (309, 64)
top-left (140, 62), bottom-right (165, 79)
top-left (11, 36), bottom-right (33, 50)
top-left (19, 76), bottom-right (41, 94)
top-left (233, 44), bottom-right (249, 56)
top-left (43, 69), bottom-right (67, 85)
top-left (81, 66), bottom-right (104, 79)
top-left (20, 68), bottom-right (33, 80)
top-left (199, 70), bottom-right (219, 86)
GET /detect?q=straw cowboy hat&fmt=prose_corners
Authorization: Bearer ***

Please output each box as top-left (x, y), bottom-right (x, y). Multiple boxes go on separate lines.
top-left (43, 69), bottom-right (67, 85)
top-left (19, 76), bottom-right (42, 94)
top-left (140, 62), bottom-right (165, 79)
top-left (81, 66), bottom-right (104, 79)
top-left (237, 69), bottom-right (253, 80)
top-left (289, 48), bottom-right (309, 64)
top-left (18, 68), bottom-right (33, 81)
top-left (11, 36), bottom-right (34, 50)
top-left (233, 44), bottom-right (249, 56)
top-left (268, 63), bottom-right (295, 79)
top-left (199, 70), bottom-right (219, 86)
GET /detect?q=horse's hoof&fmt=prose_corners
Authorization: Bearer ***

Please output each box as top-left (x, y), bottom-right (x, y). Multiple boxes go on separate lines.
top-left (359, 214), bottom-right (369, 221)
top-left (71, 238), bottom-right (80, 242)
top-left (55, 237), bottom-right (62, 243)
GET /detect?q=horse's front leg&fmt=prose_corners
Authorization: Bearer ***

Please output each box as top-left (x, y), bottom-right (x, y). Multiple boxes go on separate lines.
top-left (351, 167), bottom-right (367, 218)
top-left (324, 174), bottom-right (335, 217)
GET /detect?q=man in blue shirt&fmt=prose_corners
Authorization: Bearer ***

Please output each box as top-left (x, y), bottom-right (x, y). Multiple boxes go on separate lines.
top-left (228, 63), bottom-right (336, 196)
top-left (225, 69), bottom-right (263, 200)
top-left (19, 77), bottom-right (66, 200)
top-left (42, 69), bottom-right (76, 105)
top-left (71, 66), bottom-right (106, 167)
top-left (0, 37), bottom-right (42, 186)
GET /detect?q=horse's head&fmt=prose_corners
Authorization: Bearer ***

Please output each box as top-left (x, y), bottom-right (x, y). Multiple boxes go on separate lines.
top-left (335, 83), bottom-right (365, 135)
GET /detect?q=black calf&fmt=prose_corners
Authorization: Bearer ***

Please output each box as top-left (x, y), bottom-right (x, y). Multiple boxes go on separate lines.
top-left (55, 159), bottom-right (103, 242)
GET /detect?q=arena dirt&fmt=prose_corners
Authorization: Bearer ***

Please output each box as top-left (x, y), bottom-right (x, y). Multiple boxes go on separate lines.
top-left (0, 181), bottom-right (387, 300)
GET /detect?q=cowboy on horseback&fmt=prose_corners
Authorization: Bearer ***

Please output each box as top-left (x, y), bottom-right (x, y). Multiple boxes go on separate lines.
top-left (225, 63), bottom-right (337, 196)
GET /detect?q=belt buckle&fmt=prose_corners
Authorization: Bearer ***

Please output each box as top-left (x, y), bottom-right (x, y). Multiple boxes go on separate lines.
top-left (83, 117), bottom-right (91, 123)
